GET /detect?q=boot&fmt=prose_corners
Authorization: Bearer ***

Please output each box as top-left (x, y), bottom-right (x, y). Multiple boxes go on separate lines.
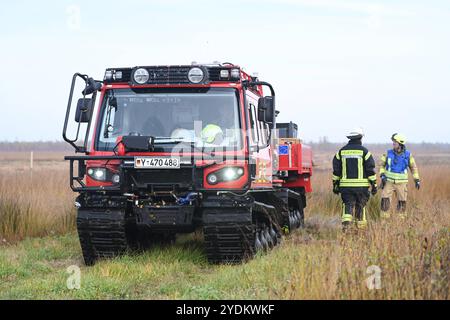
top-left (397, 201), bottom-right (407, 219)
top-left (381, 198), bottom-right (390, 218)
top-left (342, 221), bottom-right (352, 232)
top-left (380, 212), bottom-right (391, 219)
top-left (356, 220), bottom-right (367, 229)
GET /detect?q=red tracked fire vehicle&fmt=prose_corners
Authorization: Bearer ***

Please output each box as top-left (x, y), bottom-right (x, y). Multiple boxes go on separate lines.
top-left (63, 63), bottom-right (312, 265)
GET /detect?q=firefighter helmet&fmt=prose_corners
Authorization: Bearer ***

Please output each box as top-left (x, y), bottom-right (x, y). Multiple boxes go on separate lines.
top-left (391, 133), bottom-right (406, 145)
top-left (201, 124), bottom-right (223, 144)
top-left (346, 127), bottom-right (364, 139)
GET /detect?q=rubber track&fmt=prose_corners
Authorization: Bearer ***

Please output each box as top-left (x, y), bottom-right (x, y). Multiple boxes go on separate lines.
top-left (203, 222), bottom-right (256, 264)
top-left (77, 210), bottom-right (128, 265)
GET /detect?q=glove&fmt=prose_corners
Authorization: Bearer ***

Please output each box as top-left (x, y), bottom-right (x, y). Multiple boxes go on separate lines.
top-left (370, 180), bottom-right (378, 195)
top-left (371, 184), bottom-right (378, 196)
top-left (415, 179), bottom-right (420, 190)
top-left (333, 181), bottom-right (340, 194)
top-left (380, 174), bottom-right (387, 189)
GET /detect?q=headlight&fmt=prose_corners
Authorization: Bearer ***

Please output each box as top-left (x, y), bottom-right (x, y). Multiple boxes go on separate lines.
top-left (188, 67), bottom-right (204, 83)
top-left (112, 174), bottom-right (121, 184)
top-left (223, 168), bottom-right (238, 180)
top-left (206, 167), bottom-right (245, 185)
top-left (133, 68), bottom-right (150, 84)
top-left (207, 173), bottom-right (218, 185)
top-left (87, 167), bottom-right (120, 184)
top-left (87, 168), bottom-right (106, 181)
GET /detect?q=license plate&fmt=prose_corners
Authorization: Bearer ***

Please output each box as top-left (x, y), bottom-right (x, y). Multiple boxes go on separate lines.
top-left (134, 157), bottom-right (180, 169)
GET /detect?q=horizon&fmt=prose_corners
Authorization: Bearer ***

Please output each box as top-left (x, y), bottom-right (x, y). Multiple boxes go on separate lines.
top-left (1, 139), bottom-right (450, 145)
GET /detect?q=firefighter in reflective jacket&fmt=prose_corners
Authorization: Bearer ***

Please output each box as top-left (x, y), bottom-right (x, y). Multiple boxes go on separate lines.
top-left (333, 128), bottom-right (377, 229)
top-left (379, 133), bottom-right (420, 218)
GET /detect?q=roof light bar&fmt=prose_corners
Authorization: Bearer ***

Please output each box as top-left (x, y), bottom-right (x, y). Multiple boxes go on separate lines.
top-left (220, 69), bottom-right (230, 78)
top-left (104, 70), bottom-right (113, 80)
top-left (133, 68), bottom-right (150, 84)
top-left (230, 68), bottom-right (240, 79)
top-left (103, 65), bottom-right (242, 84)
top-left (188, 67), bottom-right (205, 83)
top-left (104, 69), bottom-right (124, 81)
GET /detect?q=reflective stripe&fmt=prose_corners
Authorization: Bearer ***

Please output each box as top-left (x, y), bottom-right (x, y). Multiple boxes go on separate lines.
top-left (342, 215), bottom-right (353, 222)
top-left (379, 154), bottom-right (387, 175)
top-left (342, 157), bottom-right (347, 180)
top-left (335, 152), bottom-right (341, 160)
top-left (386, 179), bottom-right (408, 184)
top-left (340, 179), bottom-right (371, 183)
top-left (340, 182), bottom-right (371, 187)
top-left (385, 171), bottom-right (408, 181)
top-left (342, 208), bottom-right (353, 223)
top-left (340, 178), bottom-right (371, 187)
top-left (409, 156), bottom-right (420, 179)
top-left (364, 152), bottom-right (372, 161)
top-left (341, 150), bottom-right (364, 156)
top-left (368, 174), bottom-right (376, 182)
top-left (340, 182), bottom-right (370, 187)
top-left (332, 175), bottom-right (340, 181)
top-left (357, 157), bottom-right (363, 179)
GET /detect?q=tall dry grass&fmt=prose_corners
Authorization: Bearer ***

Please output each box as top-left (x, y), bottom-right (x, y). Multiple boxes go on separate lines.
top-left (0, 151), bottom-right (449, 299)
top-left (0, 165), bottom-right (75, 243)
top-left (295, 162), bottom-right (450, 299)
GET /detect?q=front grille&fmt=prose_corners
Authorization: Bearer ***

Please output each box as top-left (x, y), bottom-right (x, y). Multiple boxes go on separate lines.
top-left (125, 167), bottom-right (203, 190)
top-left (145, 66), bottom-right (192, 84)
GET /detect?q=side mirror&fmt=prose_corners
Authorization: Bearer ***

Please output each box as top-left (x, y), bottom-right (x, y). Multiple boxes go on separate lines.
top-left (74, 98), bottom-right (93, 123)
top-left (257, 96), bottom-right (275, 125)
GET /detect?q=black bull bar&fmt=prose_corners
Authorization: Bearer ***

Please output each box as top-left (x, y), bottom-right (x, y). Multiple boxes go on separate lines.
top-left (64, 155), bottom-right (252, 193)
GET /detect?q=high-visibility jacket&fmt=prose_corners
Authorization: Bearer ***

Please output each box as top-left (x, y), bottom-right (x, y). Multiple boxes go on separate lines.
top-left (379, 149), bottom-right (419, 183)
top-left (332, 140), bottom-right (376, 188)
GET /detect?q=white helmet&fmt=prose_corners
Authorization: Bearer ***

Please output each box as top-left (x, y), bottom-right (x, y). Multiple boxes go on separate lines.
top-left (346, 127), bottom-right (364, 139)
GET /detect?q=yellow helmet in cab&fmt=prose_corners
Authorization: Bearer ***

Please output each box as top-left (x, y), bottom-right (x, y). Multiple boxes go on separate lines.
top-left (201, 124), bottom-right (223, 144)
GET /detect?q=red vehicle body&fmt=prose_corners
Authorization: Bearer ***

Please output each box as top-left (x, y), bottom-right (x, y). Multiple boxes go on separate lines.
top-left (63, 63), bottom-right (312, 265)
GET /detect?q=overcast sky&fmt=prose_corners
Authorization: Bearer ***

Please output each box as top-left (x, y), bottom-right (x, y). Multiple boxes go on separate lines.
top-left (1, 0), bottom-right (449, 143)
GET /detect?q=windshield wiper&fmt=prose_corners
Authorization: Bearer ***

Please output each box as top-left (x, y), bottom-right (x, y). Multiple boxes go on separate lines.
top-left (103, 96), bottom-right (117, 138)
top-left (152, 137), bottom-right (192, 144)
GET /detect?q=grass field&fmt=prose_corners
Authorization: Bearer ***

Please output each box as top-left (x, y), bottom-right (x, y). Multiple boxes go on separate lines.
top-left (0, 150), bottom-right (449, 299)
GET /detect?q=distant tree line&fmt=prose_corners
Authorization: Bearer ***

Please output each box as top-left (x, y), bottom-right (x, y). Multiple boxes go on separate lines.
top-left (308, 138), bottom-right (450, 153)
top-left (0, 140), bottom-right (449, 153)
top-left (0, 141), bottom-right (72, 152)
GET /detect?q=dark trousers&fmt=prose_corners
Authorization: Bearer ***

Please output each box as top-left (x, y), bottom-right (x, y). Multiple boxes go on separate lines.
top-left (340, 188), bottom-right (370, 222)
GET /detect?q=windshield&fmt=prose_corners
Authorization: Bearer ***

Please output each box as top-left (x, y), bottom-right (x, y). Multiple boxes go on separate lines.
top-left (96, 87), bottom-right (242, 151)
